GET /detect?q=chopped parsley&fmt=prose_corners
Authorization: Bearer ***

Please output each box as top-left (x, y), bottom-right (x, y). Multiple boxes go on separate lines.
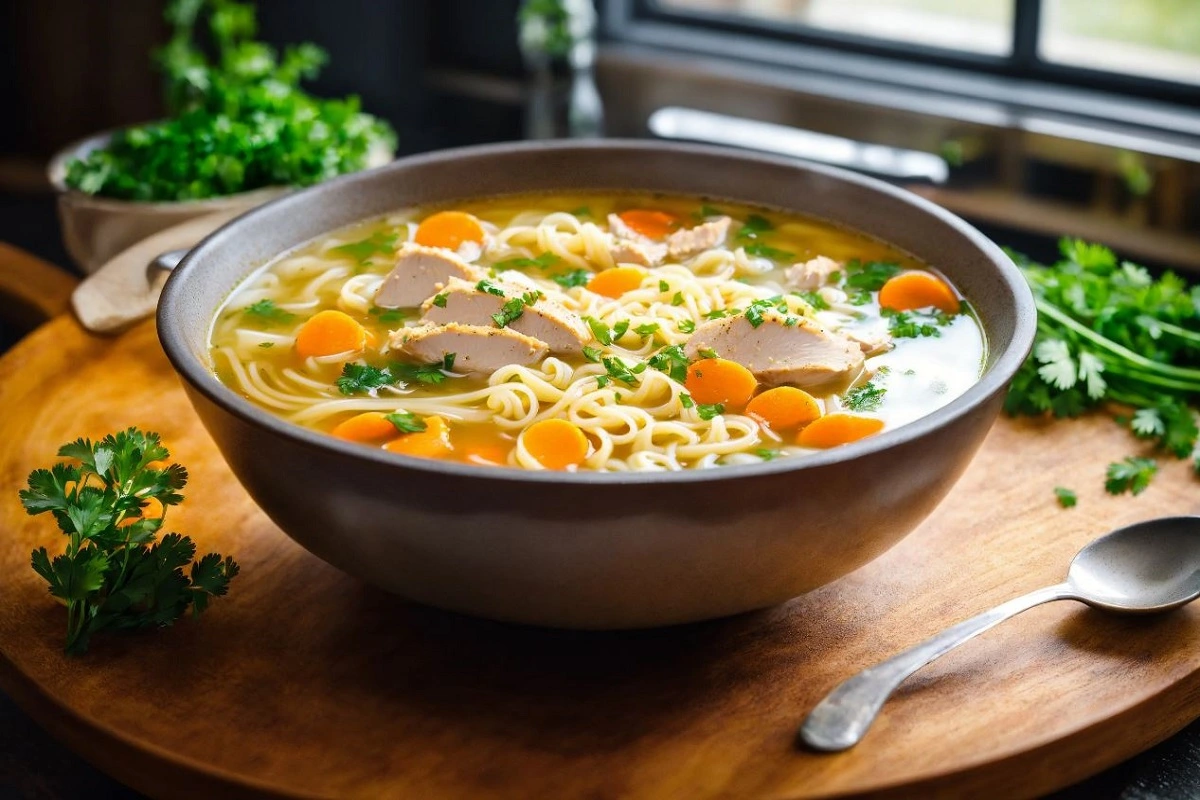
top-left (755, 448), bottom-right (783, 461)
top-left (492, 291), bottom-right (541, 328)
top-left (844, 260), bottom-right (903, 292)
top-left (883, 308), bottom-right (950, 339)
top-left (1054, 486), bottom-right (1077, 508)
top-left (368, 306), bottom-right (408, 323)
top-left (491, 252), bottom-right (561, 271)
top-left (735, 214), bottom-right (773, 241)
top-left (585, 316), bottom-right (614, 345)
top-left (476, 280), bottom-right (507, 297)
top-left (795, 290), bottom-right (829, 310)
top-left (844, 381), bottom-right (887, 412)
top-left (744, 243), bottom-right (796, 261)
top-left (243, 299), bottom-right (295, 326)
top-left (569, 206), bottom-right (592, 217)
top-left (612, 320), bottom-right (631, 340)
top-left (659, 280), bottom-right (670, 292)
top-left (649, 345), bottom-right (690, 383)
top-left (431, 293), bottom-right (449, 308)
top-left (698, 347), bottom-right (719, 359)
top-left (1105, 457), bottom-right (1157, 496)
top-left (601, 356), bottom-right (647, 387)
top-left (634, 322), bottom-right (660, 337)
top-left (552, 269), bottom-right (592, 288)
top-left (744, 296), bottom-right (791, 328)
top-left (678, 319), bottom-right (696, 334)
top-left (693, 204), bottom-right (724, 221)
top-left (704, 309), bottom-right (731, 320)
top-left (680, 393), bottom-right (695, 409)
top-left (582, 346), bottom-right (603, 363)
top-left (671, 291), bottom-right (685, 307)
top-left (257, 342), bottom-right (275, 349)
top-left (337, 355), bottom-right (455, 395)
top-left (385, 412), bottom-right (427, 434)
top-left (331, 231), bottom-right (398, 265)
top-left (697, 403), bottom-right (725, 420)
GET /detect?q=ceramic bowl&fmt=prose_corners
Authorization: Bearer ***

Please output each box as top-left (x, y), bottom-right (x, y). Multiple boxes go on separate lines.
top-left (158, 140), bottom-right (1036, 629)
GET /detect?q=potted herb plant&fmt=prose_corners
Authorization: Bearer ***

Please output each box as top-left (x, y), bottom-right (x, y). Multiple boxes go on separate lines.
top-left (48, 0), bottom-right (396, 272)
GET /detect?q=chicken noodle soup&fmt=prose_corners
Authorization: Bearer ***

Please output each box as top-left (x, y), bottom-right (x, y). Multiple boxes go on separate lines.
top-left (210, 194), bottom-right (985, 471)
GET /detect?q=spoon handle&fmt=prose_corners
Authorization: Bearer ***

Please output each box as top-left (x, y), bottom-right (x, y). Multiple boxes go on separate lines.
top-left (800, 582), bottom-right (1074, 752)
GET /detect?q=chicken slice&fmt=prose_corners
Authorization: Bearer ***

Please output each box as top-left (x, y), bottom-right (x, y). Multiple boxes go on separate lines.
top-left (843, 327), bottom-right (893, 358)
top-left (607, 213), bottom-right (667, 267)
top-left (666, 216), bottom-right (732, 260)
top-left (784, 256), bottom-right (842, 291)
top-left (392, 323), bottom-right (548, 375)
top-left (374, 242), bottom-right (486, 309)
top-left (684, 310), bottom-right (865, 390)
top-left (420, 277), bottom-right (590, 355)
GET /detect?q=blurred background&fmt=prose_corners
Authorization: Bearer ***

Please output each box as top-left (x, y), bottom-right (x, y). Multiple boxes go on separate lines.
top-left (1, 0), bottom-right (1198, 272)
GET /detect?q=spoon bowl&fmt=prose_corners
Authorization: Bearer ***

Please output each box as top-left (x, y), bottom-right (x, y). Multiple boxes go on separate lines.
top-left (1068, 517), bottom-right (1200, 614)
top-left (801, 515), bottom-right (1200, 752)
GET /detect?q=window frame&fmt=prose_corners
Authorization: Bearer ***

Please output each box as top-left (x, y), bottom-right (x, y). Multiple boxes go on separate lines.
top-left (610, 0), bottom-right (1200, 108)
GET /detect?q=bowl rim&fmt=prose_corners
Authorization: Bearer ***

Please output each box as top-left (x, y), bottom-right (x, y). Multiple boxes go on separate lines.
top-left (158, 138), bottom-right (1037, 486)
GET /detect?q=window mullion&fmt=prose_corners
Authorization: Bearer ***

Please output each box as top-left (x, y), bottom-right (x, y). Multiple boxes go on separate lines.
top-left (1011, 0), bottom-right (1043, 70)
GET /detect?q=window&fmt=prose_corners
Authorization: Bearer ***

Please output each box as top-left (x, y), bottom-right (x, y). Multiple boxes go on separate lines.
top-left (617, 0), bottom-right (1200, 103)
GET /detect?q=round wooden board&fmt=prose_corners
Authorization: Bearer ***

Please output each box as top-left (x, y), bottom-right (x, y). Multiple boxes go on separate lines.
top-left (2, 316), bottom-right (1199, 800)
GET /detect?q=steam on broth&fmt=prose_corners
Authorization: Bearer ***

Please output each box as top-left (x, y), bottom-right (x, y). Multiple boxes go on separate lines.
top-left (210, 194), bottom-right (985, 471)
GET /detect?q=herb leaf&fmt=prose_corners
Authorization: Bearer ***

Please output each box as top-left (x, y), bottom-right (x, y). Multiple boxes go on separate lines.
top-left (1054, 486), bottom-right (1077, 508)
top-left (385, 412), bottom-right (427, 434)
top-left (1105, 456), bottom-right (1157, 496)
top-left (845, 381), bottom-right (886, 412)
top-left (243, 299), bottom-right (295, 326)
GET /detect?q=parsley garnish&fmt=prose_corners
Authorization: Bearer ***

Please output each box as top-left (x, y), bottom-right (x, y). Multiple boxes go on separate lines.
top-left (243, 299), bottom-right (295, 326)
top-left (843, 260), bottom-right (903, 292)
top-left (1105, 457), bottom-right (1157, 496)
top-left (1054, 487), bottom-right (1077, 508)
top-left (476, 279), bottom-right (506, 297)
top-left (19, 429), bottom-right (238, 654)
top-left (744, 243), bottom-right (796, 261)
top-left (678, 319), bottom-right (696, 334)
top-left (693, 204), bottom-right (723, 221)
top-left (634, 322), bottom-right (660, 337)
top-left (697, 403), bottom-right (724, 420)
top-left (585, 316), bottom-right (613, 345)
top-left (385, 412), bottom-right (427, 434)
top-left (883, 308), bottom-right (948, 339)
top-left (491, 252), bottom-right (561, 271)
top-left (331, 231), bottom-right (398, 265)
top-left (432, 293), bottom-right (448, 308)
top-left (258, 342), bottom-right (275, 349)
top-left (698, 347), bottom-right (718, 359)
top-left (602, 356), bottom-right (646, 387)
top-left (659, 280), bottom-right (670, 292)
top-left (680, 393), bottom-right (696, 409)
top-left (845, 381), bottom-right (887, 412)
top-left (337, 357), bottom-right (455, 394)
top-left (744, 297), bottom-right (791, 328)
top-left (755, 448), bottom-right (783, 461)
top-left (795, 290), bottom-right (829, 310)
top-left (672, 291), bottom-right (685, 307)
top-left (492, 292), bottom-right (541, 328)
top-left (704, 309), bottom-right (731, 320)
top-left (570, 206), bottom-right (592, 217)
top-left (649, 345), bottom-right (690, 383)
top-left (735, 214), bottom-right (773, 241)
top-left (369, 306), bottom-right (408, 324)
top-left (582, 345), bottom-right (603, 363)
top-left (552, 269), bottom-right (591, 288)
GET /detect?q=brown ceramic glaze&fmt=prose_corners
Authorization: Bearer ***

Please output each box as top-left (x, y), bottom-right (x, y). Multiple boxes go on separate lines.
top-left (157, 140), bottom-right (1036, 628)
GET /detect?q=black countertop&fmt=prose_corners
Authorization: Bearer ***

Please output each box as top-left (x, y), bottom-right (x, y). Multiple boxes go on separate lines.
top-left (0, 189), bottom-right (1196, 800)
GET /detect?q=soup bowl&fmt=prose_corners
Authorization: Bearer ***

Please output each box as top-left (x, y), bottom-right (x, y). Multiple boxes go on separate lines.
top-left (158, 140), bottom-right (1035, 628)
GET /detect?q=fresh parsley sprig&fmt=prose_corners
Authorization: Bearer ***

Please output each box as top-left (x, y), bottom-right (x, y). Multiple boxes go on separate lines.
top-left (19, 429), bottom-right (238, 655)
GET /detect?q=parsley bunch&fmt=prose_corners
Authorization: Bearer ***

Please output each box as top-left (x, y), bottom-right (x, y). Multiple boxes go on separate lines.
top-left (64, 0), bottom-right (395, 201)
top-left (19, 429), bottom-right (238, 655)
top-left (1005, 239), bottom-right (1200, 495)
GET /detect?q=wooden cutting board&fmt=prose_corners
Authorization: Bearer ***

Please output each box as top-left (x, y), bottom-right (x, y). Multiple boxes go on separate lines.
top-left (1, 315), bottom-right (1199, 800)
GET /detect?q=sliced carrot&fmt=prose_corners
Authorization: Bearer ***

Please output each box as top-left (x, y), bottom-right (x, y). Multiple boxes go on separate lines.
top-left (797, 413), bottom-right (885, 448)
top-left (295, 310), bottom-right (368, 358)
top-left (384, 415), bottom-right (453, 459)
top-left (588, 266), bottom-right (647, 298)
top-left (331, 412), bottom-right (398, 443)
top-left (462, 443), bottom-right (511, 467)
top-left (617, 209), bottom-right (683, 240)
top-left (685, 358), bottom-right (757, 408)
top-left (414, 211), bottom-right (486, 251)
top-left (878, 271), bottom-right (960, 314)
top-left (522, 418), bottom-right (589, 470)
top-left (746, 386), bottom-right (822, 431)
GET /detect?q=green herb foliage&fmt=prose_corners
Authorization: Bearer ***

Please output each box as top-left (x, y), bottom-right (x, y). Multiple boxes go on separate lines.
top-left (755, 448), bottom-right (783, 461)
top-left (385, 412), bottom-right (427, 434)
top-left (331, 232), bottom-right (398, 265)
top-left (649, 345), bottom-right (690, 383)
top-left (1054, 487), bottom-right (1077, 508)
top-left (492, 252), bottom-right (561, 271)
top-left (883, 308), bottom-right (951, 339)
top-left (697, 403), bottom-right (725, 421)
top-left (843, 260), bottom-right (903, 292)
top-left (243, 299), bottom-right (295, 326)
top-left (492, 292), bottom-right (541, 328)
top-left (845, 381), bottom-right (887, 412)
top-left (1006, 240), bottom-right (1200, 494)
top-left (64, 0), bottom-right (395, 201)
top-left (19, 429), bottom-right (238, 655)
top-left (553, 270), bottom-right (592, 288)
top-left (744, 243), bottom-right (796, 261)
top-left (336, 356), bottom-right (455, 395)
top-left (1105, 457), bottom-right (1158, 496)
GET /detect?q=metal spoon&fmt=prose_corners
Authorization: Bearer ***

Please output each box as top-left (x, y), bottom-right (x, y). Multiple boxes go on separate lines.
top-left (800, 516), bottom-right (1200, 752)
